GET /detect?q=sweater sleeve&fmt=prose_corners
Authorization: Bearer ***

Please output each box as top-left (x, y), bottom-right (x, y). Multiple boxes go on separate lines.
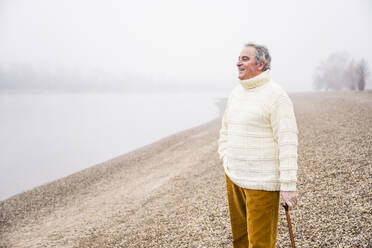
top-left (217, 96), bottom-right (231, 162)
top-left (270, 94), bottom-right (298, 191)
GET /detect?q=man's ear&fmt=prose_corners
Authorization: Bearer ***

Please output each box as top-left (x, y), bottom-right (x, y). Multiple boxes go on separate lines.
top-left (258, 62), bottom-right (266, 71)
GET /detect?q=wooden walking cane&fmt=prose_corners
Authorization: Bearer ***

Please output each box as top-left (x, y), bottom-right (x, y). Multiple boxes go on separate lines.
top-left (282, 203), bottom-right (296, 248)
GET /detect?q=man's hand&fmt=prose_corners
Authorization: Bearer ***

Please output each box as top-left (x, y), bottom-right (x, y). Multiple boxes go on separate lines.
top-left (281, 191), bottom-right (297, 210)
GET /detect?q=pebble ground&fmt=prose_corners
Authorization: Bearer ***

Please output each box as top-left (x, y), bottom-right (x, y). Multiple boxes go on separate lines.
top-left (0, 91), bottom-right (371, 247)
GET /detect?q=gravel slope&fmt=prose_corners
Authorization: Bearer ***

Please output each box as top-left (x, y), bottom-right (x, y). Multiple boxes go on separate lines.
top-left (1, 91), bottom-right (371, 247)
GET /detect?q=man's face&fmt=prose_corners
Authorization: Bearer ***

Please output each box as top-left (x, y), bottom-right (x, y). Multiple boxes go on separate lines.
top-left (236, 46), bottom-right (265, 80)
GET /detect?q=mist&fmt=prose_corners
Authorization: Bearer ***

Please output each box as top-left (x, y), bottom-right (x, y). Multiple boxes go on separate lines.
top-left (1, 0), bottom-right (372, 200)
top-left (1, 0), bottom-right (371, 93)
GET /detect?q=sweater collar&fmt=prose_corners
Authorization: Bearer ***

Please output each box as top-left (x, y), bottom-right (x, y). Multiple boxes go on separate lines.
top-left (239, 70), bottom-right (271, 90)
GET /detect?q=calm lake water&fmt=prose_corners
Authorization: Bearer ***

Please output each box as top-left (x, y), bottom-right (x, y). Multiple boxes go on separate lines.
top-left (0, 91), bottom-right (226, 201)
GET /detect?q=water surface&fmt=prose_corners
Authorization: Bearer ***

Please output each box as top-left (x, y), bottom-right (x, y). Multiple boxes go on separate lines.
top-left (0, 91), bottom-right (225, 200)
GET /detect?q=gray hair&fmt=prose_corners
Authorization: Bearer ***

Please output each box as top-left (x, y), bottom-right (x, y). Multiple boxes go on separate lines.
top-left (245, 43), bottom-right (271, 71)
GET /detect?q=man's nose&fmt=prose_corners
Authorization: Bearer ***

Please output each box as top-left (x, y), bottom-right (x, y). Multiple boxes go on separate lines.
top-left (237, 61), bottom-right (242, 66)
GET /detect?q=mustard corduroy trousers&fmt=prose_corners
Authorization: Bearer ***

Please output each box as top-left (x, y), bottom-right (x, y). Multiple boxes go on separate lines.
top-left (225, 174), bottom-right (280, 248)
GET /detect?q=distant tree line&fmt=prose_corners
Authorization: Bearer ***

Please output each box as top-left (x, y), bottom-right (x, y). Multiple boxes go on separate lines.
top-left (0, 63), bottom-right (222, 92)
top-left (313, 52), bottom-right (369, 91)
top-left (0, 63), bottom-right (128, 92)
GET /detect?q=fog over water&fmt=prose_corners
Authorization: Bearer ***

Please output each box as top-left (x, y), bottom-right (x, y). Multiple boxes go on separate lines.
top-left (0, 1), bottom-right (371, 200)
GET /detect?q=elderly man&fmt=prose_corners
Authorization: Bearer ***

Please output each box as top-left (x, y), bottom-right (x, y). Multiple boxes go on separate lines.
top-left (218, 43), bottom-right (298, 248)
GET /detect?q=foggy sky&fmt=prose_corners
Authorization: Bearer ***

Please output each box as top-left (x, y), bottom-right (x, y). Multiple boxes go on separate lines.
top-left (0, 0), bottom-right (371, 92)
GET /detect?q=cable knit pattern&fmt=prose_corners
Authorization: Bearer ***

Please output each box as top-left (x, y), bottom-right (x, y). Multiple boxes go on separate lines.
top-left (218, 70), bottom-right (298, 191)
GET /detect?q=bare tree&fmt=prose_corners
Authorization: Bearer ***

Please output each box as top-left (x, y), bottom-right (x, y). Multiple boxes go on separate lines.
top-left (345, 60), bottom-right (357, 90)
top-left (313, 53), bottom-right (369, 91)
top-left (313, 52), bottom-right (351, 91)
top-left (355, 59), bottom-right (369, 91)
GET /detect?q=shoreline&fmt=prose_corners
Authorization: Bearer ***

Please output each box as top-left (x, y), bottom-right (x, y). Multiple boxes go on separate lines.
top-left (0, 92), bottom-right (224, 202)
top-left (1, 91), bottom-right (371, 247)
top-left (0, 116), bottom-right (223, 203)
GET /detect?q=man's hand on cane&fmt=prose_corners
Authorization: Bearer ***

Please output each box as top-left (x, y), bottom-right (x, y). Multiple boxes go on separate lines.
top-left (281, 191), bottom-right (297, 210)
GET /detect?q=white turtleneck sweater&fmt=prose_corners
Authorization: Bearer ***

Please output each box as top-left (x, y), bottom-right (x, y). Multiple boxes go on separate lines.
top-left (218, 70), bottom-right (298, 191)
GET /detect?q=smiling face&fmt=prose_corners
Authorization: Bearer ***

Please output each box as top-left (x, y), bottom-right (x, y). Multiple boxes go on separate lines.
top-left (237, 46), bottom-right (265, 80)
